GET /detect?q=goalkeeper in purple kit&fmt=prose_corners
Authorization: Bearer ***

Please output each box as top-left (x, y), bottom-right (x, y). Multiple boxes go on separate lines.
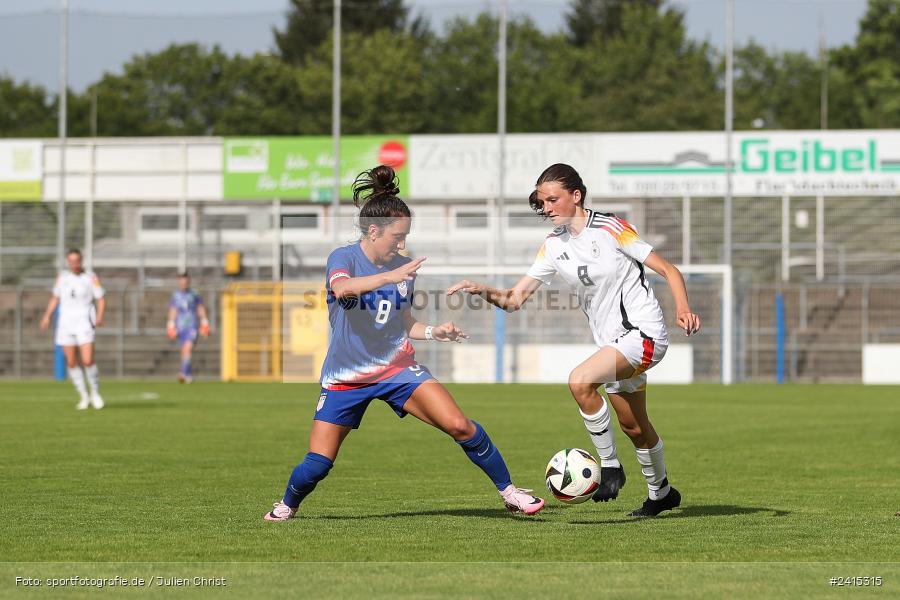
top-left (167, 272), bottom-right (210, 383)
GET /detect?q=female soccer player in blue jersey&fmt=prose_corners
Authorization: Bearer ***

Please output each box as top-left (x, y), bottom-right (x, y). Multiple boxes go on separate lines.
top-left (264, 165), bottom-right (544, 521)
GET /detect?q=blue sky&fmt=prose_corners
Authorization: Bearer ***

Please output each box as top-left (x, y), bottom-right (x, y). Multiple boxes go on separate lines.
top-left (0, 0), bottom-right (870, 92)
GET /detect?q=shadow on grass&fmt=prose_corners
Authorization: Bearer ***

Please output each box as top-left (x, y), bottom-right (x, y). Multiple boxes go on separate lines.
top-left (304, 504), bottom-right (789, 524)
top-left (568, 504), bottom-right (791, 525)
top-left (311, 507), bottom-right (563, 521)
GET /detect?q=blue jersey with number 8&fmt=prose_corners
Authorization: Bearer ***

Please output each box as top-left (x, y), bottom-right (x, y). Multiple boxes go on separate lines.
top-left (320, 242), bottom-right (417, 390)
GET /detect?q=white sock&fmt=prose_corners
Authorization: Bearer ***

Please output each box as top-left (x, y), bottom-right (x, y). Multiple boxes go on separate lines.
top-left (635, 439), bottom-right (671, 500)
top-left (580, 400), bottom-right (621, 468)
top-left (85, 364), bottom-right (100, 394)
top-left (69, 367), bottom-right (88, 397)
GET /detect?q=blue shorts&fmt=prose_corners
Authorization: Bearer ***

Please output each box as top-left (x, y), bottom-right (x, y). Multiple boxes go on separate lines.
top-left (315, 364), bottom-right (434, 429)
top-left (177, 328), bottom-right (198, 344)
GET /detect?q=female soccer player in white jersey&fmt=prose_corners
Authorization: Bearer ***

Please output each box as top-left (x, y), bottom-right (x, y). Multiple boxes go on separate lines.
top-left (447, 164), bottom-right (701, 517)
top-left (39, 248), bottom-right (106, 410)
top-left (264, 165), bottom-right (544, 521)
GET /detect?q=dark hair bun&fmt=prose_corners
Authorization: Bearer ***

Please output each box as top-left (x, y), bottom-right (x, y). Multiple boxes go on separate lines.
top-left (353, 165), bottom-right (400, 207)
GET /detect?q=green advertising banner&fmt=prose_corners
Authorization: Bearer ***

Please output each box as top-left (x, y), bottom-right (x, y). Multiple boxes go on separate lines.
top-left (223, 136), bottom-right (409, 200)
top-left (0, 141), bottom-right (42, 201)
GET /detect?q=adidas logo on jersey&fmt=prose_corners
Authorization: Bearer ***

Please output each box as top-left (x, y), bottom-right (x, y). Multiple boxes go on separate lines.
top-left (557, 252), bottom-right (570, 260)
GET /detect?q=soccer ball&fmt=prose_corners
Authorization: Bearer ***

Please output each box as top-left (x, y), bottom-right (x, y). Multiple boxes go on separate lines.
top-left (545, 448), bottom-right (601, 504)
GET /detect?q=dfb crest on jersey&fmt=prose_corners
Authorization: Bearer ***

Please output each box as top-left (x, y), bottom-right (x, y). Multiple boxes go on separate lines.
top-left (397, 281), bottom-right (408, 298)
top-left (591, 240), bottom-right (601, 258)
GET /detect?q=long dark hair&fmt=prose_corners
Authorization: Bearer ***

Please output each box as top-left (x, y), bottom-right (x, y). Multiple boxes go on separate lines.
top-left (529, 163), bottom-right (587, 216)
top-left (351, 165), bottom-right (411, 236)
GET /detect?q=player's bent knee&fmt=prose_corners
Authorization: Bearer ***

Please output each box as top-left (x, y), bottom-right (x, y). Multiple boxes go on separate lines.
top-left (568, 370), bottom-right (598, 397)
top-left (292, 453), bottom-right (333, 487)
top-left (444, 417), bottom-right (475, 440)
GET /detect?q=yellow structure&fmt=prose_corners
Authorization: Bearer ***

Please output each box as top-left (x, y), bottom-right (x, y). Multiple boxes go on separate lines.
top-left (224, 251), bottom-right (242, 275)
top-left (221, 281), bottom-right (329, 382)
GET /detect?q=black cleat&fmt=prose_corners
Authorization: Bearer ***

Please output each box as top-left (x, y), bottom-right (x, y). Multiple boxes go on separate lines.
top-left (627, 486), bottom-right (681, 517)
top-left (592, 466), bottom-right (626, 502)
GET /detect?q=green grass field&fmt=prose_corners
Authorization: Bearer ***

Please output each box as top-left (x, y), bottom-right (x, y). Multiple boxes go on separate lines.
top-left (1, 381), bottom-right (898, 598)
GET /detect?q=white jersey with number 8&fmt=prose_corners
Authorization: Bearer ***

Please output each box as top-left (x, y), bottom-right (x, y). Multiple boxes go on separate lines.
top-left (526, 209), bottom-right (668, 348)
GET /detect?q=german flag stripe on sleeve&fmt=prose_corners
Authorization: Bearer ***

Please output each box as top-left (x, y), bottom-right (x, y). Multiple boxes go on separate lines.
top-left (597, 215), bottom-right (640, 246)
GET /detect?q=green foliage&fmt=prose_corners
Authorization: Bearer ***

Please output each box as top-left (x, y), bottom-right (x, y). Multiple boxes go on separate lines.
top-left (85, 44), bottom-right (304, 136)
top-left (559, 4), bottom-right (721, 131)
top-left (831, 0), bottom-right (900, 127)
top-left (421, 14), bottom-right (499, 133)
top-left (5, 0), bottom-right (900, 136)
top-left (0, 77), bottom-right (56, 137)
top-left (273, 0), bottom-right (429, 66)
top-left (733, 41), bottom-right (823, 130)
top-left (295, 30), bottom-right (429, 135)
top-left (565, 0), bottom-right (663, 46)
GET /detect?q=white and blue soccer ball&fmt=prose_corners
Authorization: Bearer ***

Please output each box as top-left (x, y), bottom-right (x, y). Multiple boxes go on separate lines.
top-left (545, 448), bottom-right (600, 504)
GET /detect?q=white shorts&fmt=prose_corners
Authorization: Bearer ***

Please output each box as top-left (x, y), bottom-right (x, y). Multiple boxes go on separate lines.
top-left (55, 321), bottom-right (96, 347)
top-left (601, 329), bottom-right (668, 394)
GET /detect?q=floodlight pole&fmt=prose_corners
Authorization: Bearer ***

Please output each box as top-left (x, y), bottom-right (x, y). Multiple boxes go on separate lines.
top-left (494, 0), bottom-right (508, 384)
top-left (331, 0), bottom-right (341, 246)
top-left (819, 8), bottom-right (828, 130)
top-left (724, 0), bottom-right (733, 267)
top-left (57, 0), bottom-right (69, 270)
top-left (724, 0), bottom-right (735, 380)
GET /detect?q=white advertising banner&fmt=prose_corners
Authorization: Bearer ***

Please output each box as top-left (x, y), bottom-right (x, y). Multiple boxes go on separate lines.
top-left (596, 131), bottom-right (900, 197)
top-left (409, 134), bottom-right (597, 199)
top-left (409, 131), bottom-right (900, 199)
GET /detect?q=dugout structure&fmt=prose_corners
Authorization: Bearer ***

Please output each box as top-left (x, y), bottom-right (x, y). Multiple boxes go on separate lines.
top-left (221, 281), bottom-right (328, 382)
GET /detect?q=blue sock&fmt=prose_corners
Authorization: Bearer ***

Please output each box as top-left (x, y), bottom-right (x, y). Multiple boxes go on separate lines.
top-left (181, 359), bottom-right (191, 377)
top-left (457, 421), bottom-right (513, 491)
top-left (283, 452), bottom-right (334, 508)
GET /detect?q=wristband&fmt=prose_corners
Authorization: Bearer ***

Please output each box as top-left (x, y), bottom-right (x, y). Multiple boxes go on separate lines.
top-left (424, 325), bottom-right (434, 341)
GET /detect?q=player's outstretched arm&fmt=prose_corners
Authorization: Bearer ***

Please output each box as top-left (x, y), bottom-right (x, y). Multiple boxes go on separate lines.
top-left (198, 304), bottom-right (210, 337)
top-left (39, 296), bottom-right (60, 331)
top-left (331, 257), bottom-right (426, 300)
top-left (95, 297), bottom-right (106, 327)
top-left (446, 275), bottom-right (542, 312)
top-left (643, 252), bottom-right (701, 336)
top-left (403, 309), bottom-right (470, 342)
top-left (166, 306), bottom-right (177, 339)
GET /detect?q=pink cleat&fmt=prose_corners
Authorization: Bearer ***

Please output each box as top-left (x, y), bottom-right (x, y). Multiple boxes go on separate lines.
top-left (500, 485), bottom-right (545, 515)
top-left (264, 501), bottom-right (297, 522)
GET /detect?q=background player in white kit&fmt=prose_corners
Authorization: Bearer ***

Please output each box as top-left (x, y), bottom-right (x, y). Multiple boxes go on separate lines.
top-left (40, 249), bottom-right (106, 410)
top-left (448, 164), bottom-right (701, 517)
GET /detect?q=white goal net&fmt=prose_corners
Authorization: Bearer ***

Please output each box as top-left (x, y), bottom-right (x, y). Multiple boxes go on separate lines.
top-left (408, 263), bottom-right (732, 385)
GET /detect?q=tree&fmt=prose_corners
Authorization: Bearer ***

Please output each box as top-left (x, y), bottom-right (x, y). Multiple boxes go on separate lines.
top-left (506, 23), bottom-right (575, 133)
top-left (273, 0), bottom-right (428, 66)
top-left (420, 14), bottom-right (499, 133)
top-left (732, 42), bottom-right (822, 130)
top-left (0, 77), bottom-right (56, 137)
top-left (831, 0), bottom-right (900, 127)
top-left (558, 3), bottom-right (720, 131)
top-left (419, 14), bottom-right (574, 133)
top-left (85, 44), bottom-right (304, 136)
top-left (294, 29), bottom-right (429, 134)
top-left (565, 0), bottom-right (662, 47)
